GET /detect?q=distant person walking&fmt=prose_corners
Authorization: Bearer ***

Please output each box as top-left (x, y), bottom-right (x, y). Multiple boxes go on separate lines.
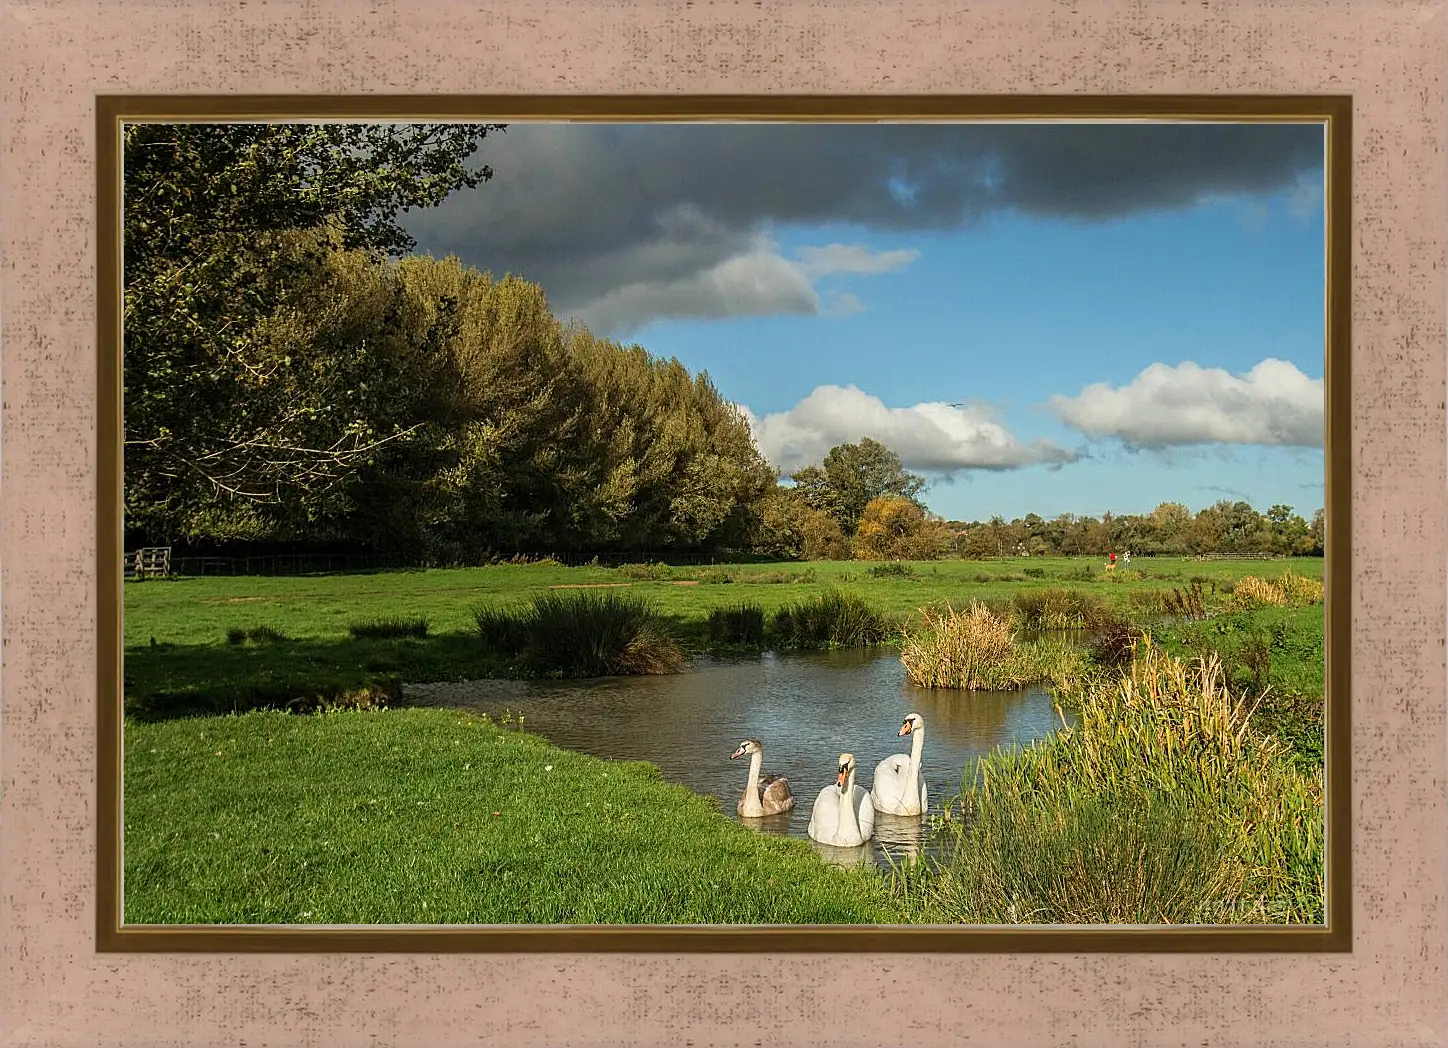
top-left (1106, 551), bottom-right (1117, 572)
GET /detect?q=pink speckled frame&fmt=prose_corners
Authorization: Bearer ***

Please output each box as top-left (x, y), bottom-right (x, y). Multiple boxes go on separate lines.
top-left (3, 2), bottom-right (1444, 1046)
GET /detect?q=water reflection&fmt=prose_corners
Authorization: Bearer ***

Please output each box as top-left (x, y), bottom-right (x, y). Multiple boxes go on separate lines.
top-left (403, 646), bottom-right (1077, 867)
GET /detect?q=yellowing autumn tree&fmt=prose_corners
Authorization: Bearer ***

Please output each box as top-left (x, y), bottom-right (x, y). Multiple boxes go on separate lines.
top-left (853, 496), bottom-right (953, 561)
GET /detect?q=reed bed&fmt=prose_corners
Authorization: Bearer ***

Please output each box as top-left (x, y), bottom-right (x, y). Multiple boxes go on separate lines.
top-left (1230, 569), bottom-right (1325, 611)
top-left (472, 591), bottom-right (687, 677)
top-left (900, 601), bottom-right (1084, 691)
top-left (706, 603), bottom-right (767, 647)
top-left (925, 638), bottom-right (1324, 924)
top-left (1011, 587), bottom-right (1116, 630)
top-left (770, 588), bottom-right (890, 650)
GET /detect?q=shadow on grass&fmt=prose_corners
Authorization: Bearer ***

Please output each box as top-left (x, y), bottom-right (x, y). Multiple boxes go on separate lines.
top-left (124, 609), bottom-right (714, 724)
top-left (123, 632), bottom-right (512, 723)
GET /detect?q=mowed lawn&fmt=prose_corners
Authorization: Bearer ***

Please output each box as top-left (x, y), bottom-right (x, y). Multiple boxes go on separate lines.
top-left (123, 706), bottom-right (911, 925)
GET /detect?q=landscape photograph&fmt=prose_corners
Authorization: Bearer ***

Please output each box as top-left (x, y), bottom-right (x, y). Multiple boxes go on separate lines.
top-left (117, 116), bottom-right (1331, 927)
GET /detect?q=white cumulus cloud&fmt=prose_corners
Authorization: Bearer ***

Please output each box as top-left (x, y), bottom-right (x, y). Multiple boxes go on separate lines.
top-left (1046, 359), bottom-right (1323, 448)
top-left (737, 384), bottom-right (1077, 476)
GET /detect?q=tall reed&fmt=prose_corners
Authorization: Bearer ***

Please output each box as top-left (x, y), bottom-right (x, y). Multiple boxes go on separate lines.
top-left (770, 588), bottom-right (889, 649)
top-left (472, 591), bottom-right (687, 676)
top-left (927, 638), bottom-right (1324, 924)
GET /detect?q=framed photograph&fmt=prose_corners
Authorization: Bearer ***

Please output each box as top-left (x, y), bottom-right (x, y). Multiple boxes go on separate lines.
top-left (97, 95), bottom-right (1350, 953)
top-left (4, 1), bottom-right (1444, 1046)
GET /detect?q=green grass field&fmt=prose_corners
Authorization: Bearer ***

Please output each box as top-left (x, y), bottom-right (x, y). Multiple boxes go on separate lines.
top-left (122, 556), bottom-right (1324, 718)
top-left (121, 555), bottom-right (1326, 925)
top-left (124, 707), bottom-right (908, 924)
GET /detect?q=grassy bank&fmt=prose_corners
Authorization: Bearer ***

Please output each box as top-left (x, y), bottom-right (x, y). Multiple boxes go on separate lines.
top-left (123, 706), bottom-right (910, 924)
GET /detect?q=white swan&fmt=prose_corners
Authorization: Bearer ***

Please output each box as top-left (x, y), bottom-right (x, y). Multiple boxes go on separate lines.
top-left (806, 753), bottom-right (875, 847)
top-left (870, 712), bottom-right (928, 816)
top-left (730, 738), bottom-right (795, 817)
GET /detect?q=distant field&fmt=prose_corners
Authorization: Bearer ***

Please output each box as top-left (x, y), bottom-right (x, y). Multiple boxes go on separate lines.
top-left (121, 556), bottom-right (1325, 720)
top-left (124, 555), bottom-right (1322, 647)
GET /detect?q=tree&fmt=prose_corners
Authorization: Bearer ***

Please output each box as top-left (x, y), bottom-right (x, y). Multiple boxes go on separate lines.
top-left (790, 437), bottom-right (925, 535)
top-left (123, 122), bottom-right (505, 539)
top-left (854, 496), bottom-right (953, 561)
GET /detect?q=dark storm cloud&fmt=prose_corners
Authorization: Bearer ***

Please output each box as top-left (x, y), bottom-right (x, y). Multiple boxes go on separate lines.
top-left (402, 122), bottom-right (1324, 334)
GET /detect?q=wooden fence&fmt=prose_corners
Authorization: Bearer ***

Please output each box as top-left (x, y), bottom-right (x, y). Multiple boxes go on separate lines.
top-left (1195, 551), bottom-right (1284, 561)
top-left (123, 547), bottom-right (172, 578)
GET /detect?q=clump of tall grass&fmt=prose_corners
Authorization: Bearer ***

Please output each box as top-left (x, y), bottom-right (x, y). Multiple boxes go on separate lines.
top-left (918, 787), bottom-right (1249, 924)
top-left (1276, 568), bottom-right (1325, 606)
top-left (1022, 566), bottom-right (1046, 579)
top-left (224, 625), bottom-right (290, 645)
top-left (617, 561), bottom-right (673, 581)
top-left (471, 591), bottom-right (687, 676)
top-left (867, 562), bottom-right (917, 579)
top-left (347, 616), bottom-right (429, 640)
top-left (771, 588), bottom-right (889, 649)
top-left (1127, 588), bottom-right (1172, 617)
top-left (707, 603), bottom-right (766, 648)
top-left (929, 639), bottom-right (1324, 924)
top-left (1229, 575), bottom-right (1288, 610)
top-left (900, 602), bottom-right (1084, 691)
top-left (494, 553), bottom-right (562, 567)
top-left (1227, 569), bottom-right (1325, 610)
top-left (1012, 587), bottom-right (1115, 630)
top-left (738, 568), bottom-right (819, 585)
top-left (693, 567), bottom-right (736, 585)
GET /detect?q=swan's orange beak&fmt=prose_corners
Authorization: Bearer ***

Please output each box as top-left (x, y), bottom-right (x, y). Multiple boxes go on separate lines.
top-left (730, 744), bottom-right (747, 760)
top-left (898, 720), bottom-right (913, 737)
top-left (836, 767), bottom-right (848, 788)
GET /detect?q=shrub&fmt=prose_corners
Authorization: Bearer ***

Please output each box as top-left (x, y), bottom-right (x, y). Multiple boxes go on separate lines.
top-left (1023, 567), bottom-right (1046, 579)
top-left (693, 568), bottom-right (735, 585)
top-left (1087, 620), bottom-right (1143, 669)
top-left (347, 616), bottom-right (430, 640)
top-left (707, 603), bottom-right (767, 648)
top-left (1277, 568), bottom-right (1325, 606)
top-left (771, 588), bottom-right (889, 650)
top-left (1164, 581), bottom-right (1208, 620)
top-left (471, 591), bottom-right (687, 676)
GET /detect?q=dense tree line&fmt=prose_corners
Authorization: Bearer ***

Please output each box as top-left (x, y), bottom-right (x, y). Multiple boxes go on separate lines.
top-left (123, 124), bottom-right (774, 561)
top-left (948, 501), bottom-right (1325, 560)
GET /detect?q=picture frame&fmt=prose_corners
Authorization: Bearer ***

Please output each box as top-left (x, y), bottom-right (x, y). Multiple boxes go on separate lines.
top-left (3, 1), bottom-right (1444, 1045)
top-left (96, 93), bottom-right (1351, 953)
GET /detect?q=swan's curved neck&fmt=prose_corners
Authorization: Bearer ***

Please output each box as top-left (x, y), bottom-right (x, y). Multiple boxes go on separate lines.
top-left (908, 725), bottom-right (925, 776)
top-left (741, 751), bottom-right (764, 815)
top-left (837, 770), bottom-right (859, 835)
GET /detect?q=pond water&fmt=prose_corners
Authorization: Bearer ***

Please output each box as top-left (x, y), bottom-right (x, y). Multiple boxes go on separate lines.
top-left (402, 646), bottom-right (1077, 869)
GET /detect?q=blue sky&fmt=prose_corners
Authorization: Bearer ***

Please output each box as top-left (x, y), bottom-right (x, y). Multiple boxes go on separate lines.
top-left (405, 122), bottom-right (1326, 523)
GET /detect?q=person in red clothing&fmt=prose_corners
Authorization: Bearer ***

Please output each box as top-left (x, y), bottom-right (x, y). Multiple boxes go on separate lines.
top-left (1106, 551), bottom-right (1117, 572)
